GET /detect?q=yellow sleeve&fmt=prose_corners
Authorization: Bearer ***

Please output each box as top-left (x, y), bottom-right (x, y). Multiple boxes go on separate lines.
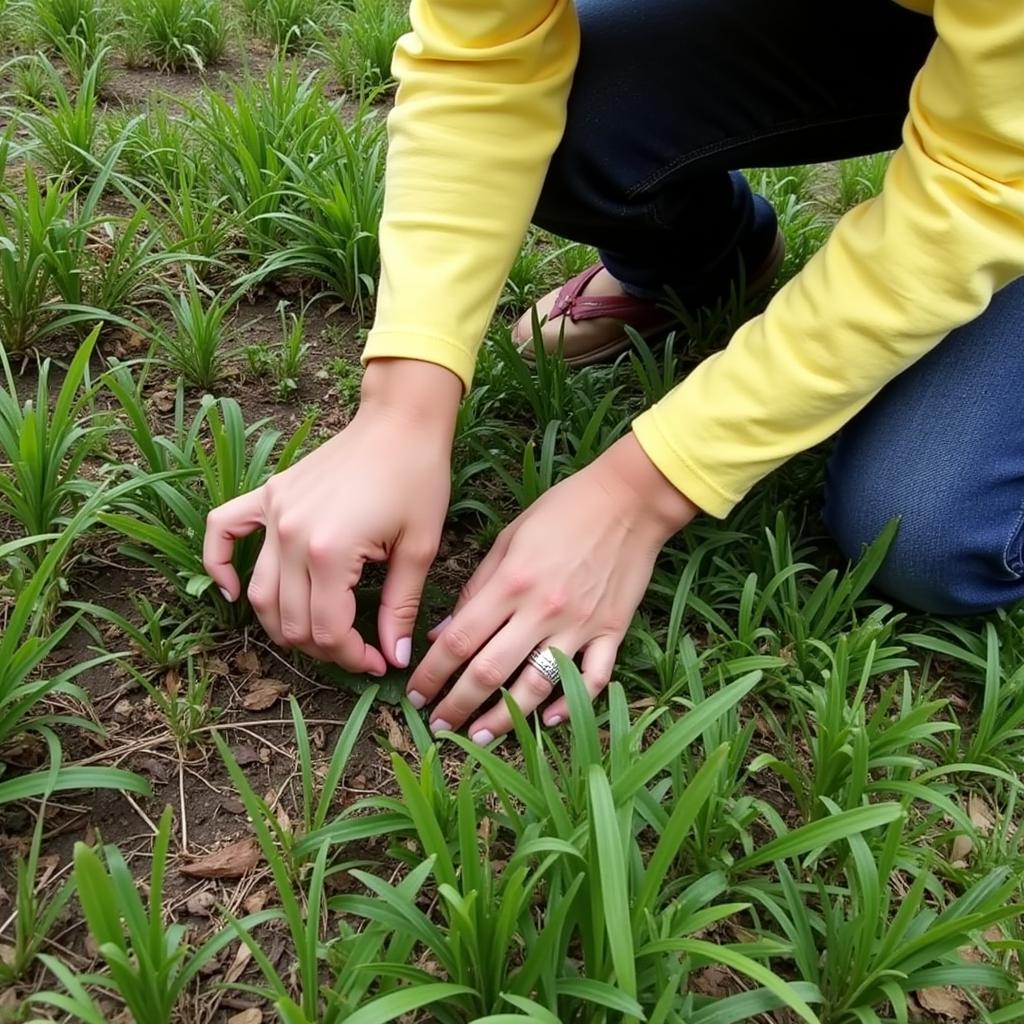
top-left (361, 0), bottom-right (579, 391)
top-left (633, 0), bottom-right (1024, 518)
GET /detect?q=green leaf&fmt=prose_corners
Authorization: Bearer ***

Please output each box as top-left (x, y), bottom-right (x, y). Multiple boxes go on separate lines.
top-left (342, 982), bottom-right (477, 1024)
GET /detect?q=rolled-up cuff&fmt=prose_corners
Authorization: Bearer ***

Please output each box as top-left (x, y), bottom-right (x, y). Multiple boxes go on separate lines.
top-left (631, 406), bottom-right (740, 520)
top-left (361, 329), bottom-right (477, 396)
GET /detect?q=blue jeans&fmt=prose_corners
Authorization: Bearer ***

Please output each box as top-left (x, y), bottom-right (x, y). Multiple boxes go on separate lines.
top-left (532, 0), bottom-right (1024, 615)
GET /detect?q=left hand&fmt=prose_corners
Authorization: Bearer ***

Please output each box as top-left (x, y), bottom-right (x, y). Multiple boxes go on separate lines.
top-left (406, 433), bottom-right (699, 742)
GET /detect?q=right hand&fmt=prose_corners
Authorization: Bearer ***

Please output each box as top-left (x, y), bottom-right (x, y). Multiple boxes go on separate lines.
top-left (203, 359), bottom-right (461, 676)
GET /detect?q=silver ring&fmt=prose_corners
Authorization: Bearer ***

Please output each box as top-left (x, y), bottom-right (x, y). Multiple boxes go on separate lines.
top-left (527, 646), bottom-right (561, 686)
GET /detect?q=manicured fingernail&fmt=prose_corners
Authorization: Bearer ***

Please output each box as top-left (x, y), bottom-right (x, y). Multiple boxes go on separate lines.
top-left (219, 587), bottom-right (233, 602)
top-left (545, 715), bottom-right (563, 727)
top-left (430, 719), bottom-right (451, 735)
top-left (407, 689), bottom-right (426, 709)
top-left (471, 729), bottom-right (495, 746)
top-left (395, 636), bottom-right (412, 668)
top-left (430, 614), bottom-right (452, 635)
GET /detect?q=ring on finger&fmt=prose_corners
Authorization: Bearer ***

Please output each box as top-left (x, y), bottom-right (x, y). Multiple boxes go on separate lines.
top-left (527, 646), bottom-right (561, 687)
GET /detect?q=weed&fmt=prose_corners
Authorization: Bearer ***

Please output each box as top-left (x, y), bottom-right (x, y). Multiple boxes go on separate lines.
top-left (99, 382), bottom-right (313, 627)
top-left (0, 327), bottom-right (104, 575)
top-left (834, 152), bottom-right (891, 212)
top-left (17, 52), bottom-right (107, 183)
top-left (30, 806), bottom-right (276, 1024)
top-left (119, 0), bottom-right (227, 71)
top-left (153, 269), bottom-right (234, 388)
top-left (245, 302), bottom-right (309, 398)
top-left (71, 594), bottom-right (210, 672)
top-left (318, 0), bottom-right (408, 93)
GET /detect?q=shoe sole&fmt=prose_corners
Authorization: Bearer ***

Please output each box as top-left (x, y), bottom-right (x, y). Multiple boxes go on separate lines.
top-left (522, 229), bottom-right (787, 368)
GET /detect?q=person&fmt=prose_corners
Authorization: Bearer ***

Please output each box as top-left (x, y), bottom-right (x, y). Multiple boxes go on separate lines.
top-left (204, 0), bottom-right (1024, 744)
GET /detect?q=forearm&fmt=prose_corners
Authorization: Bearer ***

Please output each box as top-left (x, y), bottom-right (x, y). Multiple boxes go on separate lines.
top-left (362, 0), bottom-right (580, 392)
top-left (634, 0), bottom-right (1024, 517)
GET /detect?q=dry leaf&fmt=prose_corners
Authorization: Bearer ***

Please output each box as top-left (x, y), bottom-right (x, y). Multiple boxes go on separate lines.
top-left (231, 743), bottom-right (262, 766)
top-left (149, 389), bottom-right (175, 414)
top-left (224, 942), bottom-right (253, 984)
top-left (235, 650), bottom-right (261, 675)
top-left (164, 668), bottom-right (180, 696)
top-left (243, 890), bottom-right (268, 913)
top-left (0, 944), bottom-right (14, 968)
top-left (228, 1011), bottom-right (262, 1024)
top-left (692, 965), bottom-right (733, 998)
top-left (204, 655), bottom-right (230, 676)
top-left (180, 838), bottom-right (261, 879)
top-left (243, 678), bottom-right (289, 711)
top-left (113, 699), bottom-right (133, 719)
top-left (950, 833), bottom-right (972, 864)
top-left (968, 792), bottom-right (994, 833)
top-left (185, 890), bottom-right (217, 917)
top-left (917, 987), bottom-right (973, 1022)
top-left (378, 707), bottom-right (411, 753)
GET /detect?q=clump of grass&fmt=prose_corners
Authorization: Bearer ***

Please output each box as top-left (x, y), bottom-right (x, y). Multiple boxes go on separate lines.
top-left (245, 302), bottom-right (309, 399)
top-left (243, 0), bottom-right (320, 51)
top-left (31, 0), bottom-right (111, 83)
top-left (318, 0), bottom-right (408, 92)
top-left (119, 0), bottom-right (227, 71)
top-left (152, 269), bottom-right (234, 389)
top-left (834, 151), bottom-right (892, 212)
top-left (234, 99), bottom-right (388, 315)
top-left (17, 52), bottom-right (107, 182)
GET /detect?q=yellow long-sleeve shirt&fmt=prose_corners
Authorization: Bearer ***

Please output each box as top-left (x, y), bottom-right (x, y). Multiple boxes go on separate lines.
top-left (362, 0), bottom-right (1024, 518)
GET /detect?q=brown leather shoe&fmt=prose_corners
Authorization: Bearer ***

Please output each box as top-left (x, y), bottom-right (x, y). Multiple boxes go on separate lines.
top-left (513, 230), bottom-right (786, 366)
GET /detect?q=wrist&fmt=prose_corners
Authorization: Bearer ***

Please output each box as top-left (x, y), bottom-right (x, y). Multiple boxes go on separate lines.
top-left (359, 358), bottom-right (462, 436)
top-left (601, 433), bottom-right (699, 539)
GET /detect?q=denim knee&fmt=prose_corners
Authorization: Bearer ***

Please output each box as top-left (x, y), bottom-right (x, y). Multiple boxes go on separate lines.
top-left (824, 438), bottom-right (1024, 617)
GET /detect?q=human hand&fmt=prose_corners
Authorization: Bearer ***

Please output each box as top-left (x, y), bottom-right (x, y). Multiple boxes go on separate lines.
top-left (406, 432), bottom-right (699, 741)
top-left (203, 359), bottom-right (462, 675)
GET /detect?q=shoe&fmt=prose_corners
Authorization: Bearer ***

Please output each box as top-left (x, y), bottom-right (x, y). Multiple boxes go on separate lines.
top-left (513, 228), bottom-right (786, 367)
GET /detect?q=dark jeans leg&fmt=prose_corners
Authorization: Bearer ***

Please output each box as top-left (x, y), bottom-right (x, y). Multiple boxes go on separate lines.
top-left (534, 0), bottom-right (936, 304)
top-left (824, 279), bottom-right (1024, 616)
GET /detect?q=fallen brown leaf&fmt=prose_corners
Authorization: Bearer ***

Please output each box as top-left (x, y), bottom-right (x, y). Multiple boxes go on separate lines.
top-left (228, 1011), bottom-right (262, 1024)
top-left (917, 986), bottom-right (972, 1022)
top-left (243, 890), bottom-right (268, 914)
top-left (243, 678), bottom-right (289, 711)
top-left (180, 838), bottom-right (261, 879)
top-left (968, 792), bottom-right (995, 833)
top-left (378, 707), bottom-right (411, 753)
top-left (231, 744), bottom-right (262, 767)
top-left (185, 890), bottom-right (217, 917)
top-left (235, 650), bottom-right (261, 675)
top-left (224, 942), bottom-right (253, 984)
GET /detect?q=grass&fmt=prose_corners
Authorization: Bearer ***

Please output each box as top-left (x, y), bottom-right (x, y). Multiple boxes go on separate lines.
top-left (0, 12), bottom-right (1021, 1024)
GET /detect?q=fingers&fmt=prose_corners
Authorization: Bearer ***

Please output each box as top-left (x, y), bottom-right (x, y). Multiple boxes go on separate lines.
top-left (378, 535), bottom-right (436, 670)
top-left (467, 635), bottom-right (579, 743)
top-left (427, 528), bottom-right (513, 641)
top-left (204, 489), bottom-right (266, 600)
top-left (246, 527), bottom-right (283, 645)
top-left (427, 617), bottom-right (540, 735)
top-left (407, 588), bottom-right (512, 712)
top-left (310, 573), bottom-right (386, 676)
top-left (539, 634), bottom-right (619, 727)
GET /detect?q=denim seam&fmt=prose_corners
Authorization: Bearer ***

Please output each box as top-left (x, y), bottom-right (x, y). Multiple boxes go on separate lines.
top-left (1003, 499), bottom-right (1024, 578)
top-left (625, 110), bottom-right (908, 200)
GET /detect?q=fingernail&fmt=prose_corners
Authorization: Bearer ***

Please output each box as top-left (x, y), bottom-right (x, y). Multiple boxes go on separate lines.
top-left (219, 587), bottom-right (233, 602)
top-left (545, 715), bottom-right (563, 727)
top-left (395, 637), bottom-right (412, 668)
top-left (430, 614), bottom-right (452, 635)
top-left (369, 665), bottom-right (387, 678)
top-left (407, 689), bottom-right (426, 709)
top-left (471, 729), bottom-right (495, 746)
top-left (430, 719), bottom-right (451, 735)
